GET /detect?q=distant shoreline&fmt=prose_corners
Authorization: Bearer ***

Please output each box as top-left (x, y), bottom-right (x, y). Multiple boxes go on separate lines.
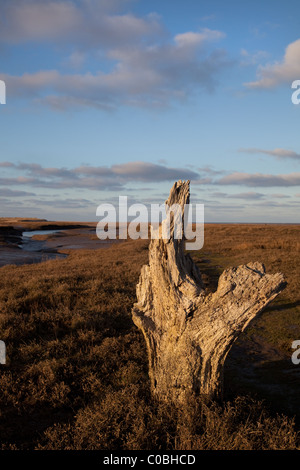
top-left (0, 217), bottom-right (298, 268)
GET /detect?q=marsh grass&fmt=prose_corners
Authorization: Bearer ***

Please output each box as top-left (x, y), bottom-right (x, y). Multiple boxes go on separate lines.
top-left (0, 224), bottom-right (299, 449)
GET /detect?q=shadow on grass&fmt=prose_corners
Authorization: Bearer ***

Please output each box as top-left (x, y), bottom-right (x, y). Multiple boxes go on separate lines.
top-left (224, 346), bottom-right (300, 423)
top-left (191, 252), bottom-right (223, 293)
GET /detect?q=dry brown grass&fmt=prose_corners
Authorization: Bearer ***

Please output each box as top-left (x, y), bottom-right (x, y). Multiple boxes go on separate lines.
top-left (0, 223), bottom-right (299, 450)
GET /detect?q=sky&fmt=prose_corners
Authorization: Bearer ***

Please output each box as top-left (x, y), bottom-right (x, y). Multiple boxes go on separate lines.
top-left (0, 0), bottom-right (300, 223)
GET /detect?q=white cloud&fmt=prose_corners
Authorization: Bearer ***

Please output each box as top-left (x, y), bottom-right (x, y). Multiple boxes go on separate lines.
top-left (0, 188), bottom-right (36, 197)
top-left (239, 147), bottom-right (300, 161)
top-left (245, 38), bottom-right (300, 89)
top-left (239, 49), bottom-right (269, 66)
top-left (210, 191), bottom-right (265, 200)
top-left (217, 172), bottom-right (300, 187)
top-left (0, 160), bottom-right (199, 190)
top-left (0, 26), bottom-right (229, 109)
top-left (0, 0), bottom-right (161, 47)
top-left (0, 1), bottom-right (81, 43)
top-left (65, 51), bottom-right (86, 69)
top-left (227, 192), bottom-right (265, 200)
top-left (174, 29), bottom-right (225, 48)
top-left (270, 193), bottom-right (290, 199)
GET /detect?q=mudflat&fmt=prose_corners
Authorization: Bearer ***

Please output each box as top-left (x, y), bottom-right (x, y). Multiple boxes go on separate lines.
top-left (0, 217), bottom-right (118, 267)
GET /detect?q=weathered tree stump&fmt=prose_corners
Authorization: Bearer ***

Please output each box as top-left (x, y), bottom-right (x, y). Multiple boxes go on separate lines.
top-left (132, 180), bottom-right (286, 405)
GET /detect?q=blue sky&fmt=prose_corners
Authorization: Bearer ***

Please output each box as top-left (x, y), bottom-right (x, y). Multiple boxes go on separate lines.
top-left (0, 0), bottom-right (299, 222)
